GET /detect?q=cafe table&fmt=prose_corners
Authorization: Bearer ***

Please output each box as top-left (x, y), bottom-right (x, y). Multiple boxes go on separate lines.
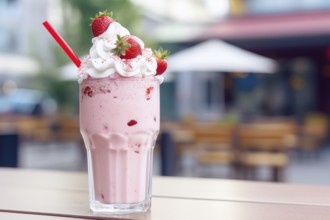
top-left (1, 168), bottom-right (330, 220)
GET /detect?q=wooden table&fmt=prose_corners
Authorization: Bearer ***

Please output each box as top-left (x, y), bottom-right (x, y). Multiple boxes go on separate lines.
top-left (1, 168), bottom-right (330, 219)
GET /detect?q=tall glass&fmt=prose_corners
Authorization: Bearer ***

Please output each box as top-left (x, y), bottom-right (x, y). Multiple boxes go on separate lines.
top-left (79, 76), bottom-right (159, 214)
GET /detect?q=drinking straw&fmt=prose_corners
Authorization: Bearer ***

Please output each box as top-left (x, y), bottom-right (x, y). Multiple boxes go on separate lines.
top-left (42, 21), bottom-right (81, 68)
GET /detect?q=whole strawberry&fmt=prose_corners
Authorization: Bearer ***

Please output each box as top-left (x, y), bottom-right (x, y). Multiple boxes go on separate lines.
top-left (154, 47), bottom-right (169, 75)
top-left (91, 10), bottom-right (114, 37)
top-left (112, 35), bottom-right (142, 59)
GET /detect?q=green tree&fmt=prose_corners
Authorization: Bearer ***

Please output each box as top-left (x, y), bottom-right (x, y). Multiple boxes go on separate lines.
top-left (28, 68), bottom-right (79, 115)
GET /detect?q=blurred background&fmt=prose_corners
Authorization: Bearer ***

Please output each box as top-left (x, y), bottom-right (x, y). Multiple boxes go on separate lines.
top-left (1, 0), bottom-right (330, 184)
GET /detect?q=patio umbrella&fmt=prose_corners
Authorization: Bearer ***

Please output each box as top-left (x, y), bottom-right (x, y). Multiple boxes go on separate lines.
top-left (167, 40), bottom-right (277, 73)
top-left (60, 61), bottom-right (79, 81)
top-left (167, 40), bottom-right (277, 121)
top-left (0, 53), bottom-right (40, 76)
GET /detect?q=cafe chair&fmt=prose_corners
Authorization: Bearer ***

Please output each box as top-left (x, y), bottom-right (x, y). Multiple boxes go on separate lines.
top-left (298, 113), bottom-right (328, 158)
top-left (237, 123), bottom-right (297, 182)
top-left (190, 124), bottom-right (237, 178)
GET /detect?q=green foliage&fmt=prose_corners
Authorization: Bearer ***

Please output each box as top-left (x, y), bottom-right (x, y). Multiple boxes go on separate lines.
top-left (90, 10), bottom-right (113, 20)
top-left (53, 44), bottom-right (72, 67)
top-left (49, 80), bottom-right (79, 114)
top-left (28, 68), bottom-right (79, 115)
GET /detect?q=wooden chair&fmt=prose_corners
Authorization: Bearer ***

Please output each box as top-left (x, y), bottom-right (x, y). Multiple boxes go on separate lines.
top-left (237, 122), bottom-right (297, 182)
top-left (190, 124), bottom-right (237, 178)
top-left (298, 113), bottom-right (328, 154)
top-left (55, 116), bottom-right (81, 142)
top-left (12, 116), bottom-right (37, 140)
top-left (0, 116), bottom-right (53, 142)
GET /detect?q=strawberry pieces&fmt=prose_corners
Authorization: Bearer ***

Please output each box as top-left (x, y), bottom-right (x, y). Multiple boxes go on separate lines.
top-left (154, 47), bottom-right (169, 75)
top-left (127, 120), bottom-right (138, 126)
top-left (83, 86), bottom-right (94, 97)
top-left (156, 58), bottom-right (168, 76)
top-left (91, 10), bottom-right (114, 37)
top-left (112, 35), bottom-right (142, 59)
top-left (146, 86), bottom-right (154, 100)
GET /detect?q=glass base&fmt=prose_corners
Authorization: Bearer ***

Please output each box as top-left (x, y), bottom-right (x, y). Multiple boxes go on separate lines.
top-left (90, 198), bottom-right (151, 214)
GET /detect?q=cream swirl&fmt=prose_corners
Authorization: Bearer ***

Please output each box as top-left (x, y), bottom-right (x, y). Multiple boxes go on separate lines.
top-left (79, 21), bottom-right (162, 83)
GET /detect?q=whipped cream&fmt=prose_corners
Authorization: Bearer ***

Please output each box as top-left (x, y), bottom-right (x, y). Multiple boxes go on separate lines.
top-left (78, 22), bottom-right (163, 83)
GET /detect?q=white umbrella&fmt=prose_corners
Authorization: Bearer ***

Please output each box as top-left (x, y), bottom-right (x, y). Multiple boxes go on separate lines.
top-left (167, 40), bottom-right (277, 73)
top-left (0, 53), bottom-right (40, 76)
top-left (60, 61), bottom-right (79, 81)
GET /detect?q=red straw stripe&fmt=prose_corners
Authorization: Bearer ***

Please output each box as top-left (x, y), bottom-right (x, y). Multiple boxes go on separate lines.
top-left (43, 21), bottom-right (81, 68)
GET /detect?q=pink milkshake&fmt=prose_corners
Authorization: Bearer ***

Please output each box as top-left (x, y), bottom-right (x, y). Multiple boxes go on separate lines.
top-left (77, 11), bottom-right (168, 214)
top-left (80, 77), bottom-right (159, 212)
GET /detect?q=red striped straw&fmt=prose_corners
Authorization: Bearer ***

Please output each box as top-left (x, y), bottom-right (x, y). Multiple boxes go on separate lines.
top-left (43, 21), bottom-right (81, 68)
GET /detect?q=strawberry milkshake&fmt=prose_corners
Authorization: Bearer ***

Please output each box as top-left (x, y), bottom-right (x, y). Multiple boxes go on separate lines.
top-left (78, 11), bottom-right (168, 214)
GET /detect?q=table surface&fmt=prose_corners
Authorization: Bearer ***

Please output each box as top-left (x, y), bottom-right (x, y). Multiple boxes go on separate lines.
top-left (1, 168), bottom-right (330, 220)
